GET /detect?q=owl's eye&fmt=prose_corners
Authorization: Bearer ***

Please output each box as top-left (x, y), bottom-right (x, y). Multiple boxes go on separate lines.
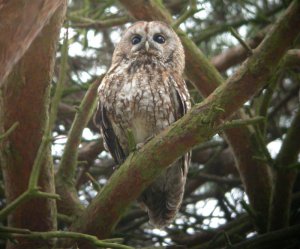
top-left (131, 35), bottom-right (142, 45)
top-left (153, 34), bottom-right (165, 44)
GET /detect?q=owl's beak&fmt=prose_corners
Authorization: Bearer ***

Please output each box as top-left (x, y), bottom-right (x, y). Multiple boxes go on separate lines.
top-left (145, 41), bottom-right (150, 52)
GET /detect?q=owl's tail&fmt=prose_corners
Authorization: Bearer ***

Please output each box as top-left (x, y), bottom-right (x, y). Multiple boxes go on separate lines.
top-left (139, 156), bottom-right (189, 228)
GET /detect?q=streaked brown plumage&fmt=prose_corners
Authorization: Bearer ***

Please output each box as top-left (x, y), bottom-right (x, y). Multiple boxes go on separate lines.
top-left (95, 21), bottom-right (191, 227)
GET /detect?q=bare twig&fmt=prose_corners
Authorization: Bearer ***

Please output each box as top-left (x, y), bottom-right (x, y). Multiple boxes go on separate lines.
top-left (229, 27), bottom-right (253, 56)
top-left (172, 0), bottom-right (199, 28)
top-left (0, 122), bottom-right (19, 142)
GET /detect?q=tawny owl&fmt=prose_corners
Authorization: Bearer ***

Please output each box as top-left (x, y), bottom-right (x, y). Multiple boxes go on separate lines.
top-left (95, 21), bottom-right (191, 227)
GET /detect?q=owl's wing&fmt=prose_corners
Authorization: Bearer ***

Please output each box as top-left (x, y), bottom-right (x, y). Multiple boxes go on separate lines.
top-left (170, 76), bottom-right (192, 171)
top-left (94, 102), bottom-right (126, 165)
top-left (171, 76), bottom-right (191, 119)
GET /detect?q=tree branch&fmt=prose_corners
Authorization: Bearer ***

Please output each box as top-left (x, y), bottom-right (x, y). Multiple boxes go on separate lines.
top-left (193, 4), bottom-right (284, 43)
top-left (55, 77), bottom-right (103, 216)
top-left (211, 28), bottom-right (267, 72)
top-left (229, 223), bottom-right (300, 249)
top-left (269, 107), bottom-right (300, 231)
top-left (69, 15), bottom-right (132, 30)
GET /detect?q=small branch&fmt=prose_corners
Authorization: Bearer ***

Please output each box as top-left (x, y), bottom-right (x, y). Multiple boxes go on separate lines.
top-left (211, 27), bottom-right (268, 72)
top-left (269, 107), bottom-right (300, 230)
top-left (220, 116), bottom-right (265, 130)
top-left (0, 28), bottom-right (68, 221)
top-left (55, 76), bottom-right (103, 216)
top-left (172, 0), bottom-right (199, 28)
top-left (56, 76), bottom-right (102, 183)
top-left (257, 78), bottom-right (278, 133)
top-left (86, 172), bottom-right (101, 192)
top-left (229, 223), bottom-right (300, 249)
top-left (253, 124), bottom-right (274, 166)
top-left (229, 27), bottom-right (253, 56)
top-left (27, 135), bottom-right (52, 189)
top-left (69, 15), bottom-right (132, 29)
top-left (194, 4), bottom-right (284, 43)
top-left (0, 227), bottom-right (134, 249)
top-left (0, 189), bottom-right (60, 221)
top-left (0, 191), bottom-right (31, 221)
top-left (0, 122), bottom-right (19, 141)
top-left (196, 172), bottom-right (241, 185)
top-left (240, 200), bottom-right (256, 220)
top-left (57, 213), bottom-right (74, 224)
top-left (35, 190), bottom-right (61, 200)
top-left (48, 29), bottom-right (69, 131)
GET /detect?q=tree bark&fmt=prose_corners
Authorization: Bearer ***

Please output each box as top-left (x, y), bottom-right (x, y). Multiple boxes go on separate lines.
top-left (0, 2), bottom-right (67, 249)
top-left (0, 0), bottom-right (63, 86)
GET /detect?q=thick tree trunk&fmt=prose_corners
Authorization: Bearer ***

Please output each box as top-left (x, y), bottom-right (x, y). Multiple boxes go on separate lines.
top-left (0, 3), bottom-right (67, 249)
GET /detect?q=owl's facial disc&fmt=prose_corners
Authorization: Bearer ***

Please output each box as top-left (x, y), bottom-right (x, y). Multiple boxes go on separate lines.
top-left (112, 21), bottom-right (184, 72)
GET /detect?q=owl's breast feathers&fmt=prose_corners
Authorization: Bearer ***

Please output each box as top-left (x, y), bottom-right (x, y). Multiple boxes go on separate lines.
top-left (97, 61), bottom-right (190, 156)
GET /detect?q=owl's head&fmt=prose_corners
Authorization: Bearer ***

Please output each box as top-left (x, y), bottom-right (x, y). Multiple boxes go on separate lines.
top-left (112, 21), bottom-right (185, 73)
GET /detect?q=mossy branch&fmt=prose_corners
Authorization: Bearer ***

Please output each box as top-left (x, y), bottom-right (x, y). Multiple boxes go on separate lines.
top-left (220, 116), bottom-right (265, 130)
top-left (55, 76), bottom-right (103, 216)
top-left (0, 226), bottom-right (133, 249)
top-left (0, 188), bottom-right (60, 221)
top-left (69, 15), bottom-right (132, 29)
top-left (269, 107), bottom-right (300, 231)
top-left (48, 30), bottom-right (69, 131)
top-left (56, 76), bottom-right (102, 183)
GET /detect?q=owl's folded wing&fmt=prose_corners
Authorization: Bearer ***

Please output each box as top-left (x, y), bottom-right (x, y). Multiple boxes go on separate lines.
top-left (94, 102), bottom-right (126, 165)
